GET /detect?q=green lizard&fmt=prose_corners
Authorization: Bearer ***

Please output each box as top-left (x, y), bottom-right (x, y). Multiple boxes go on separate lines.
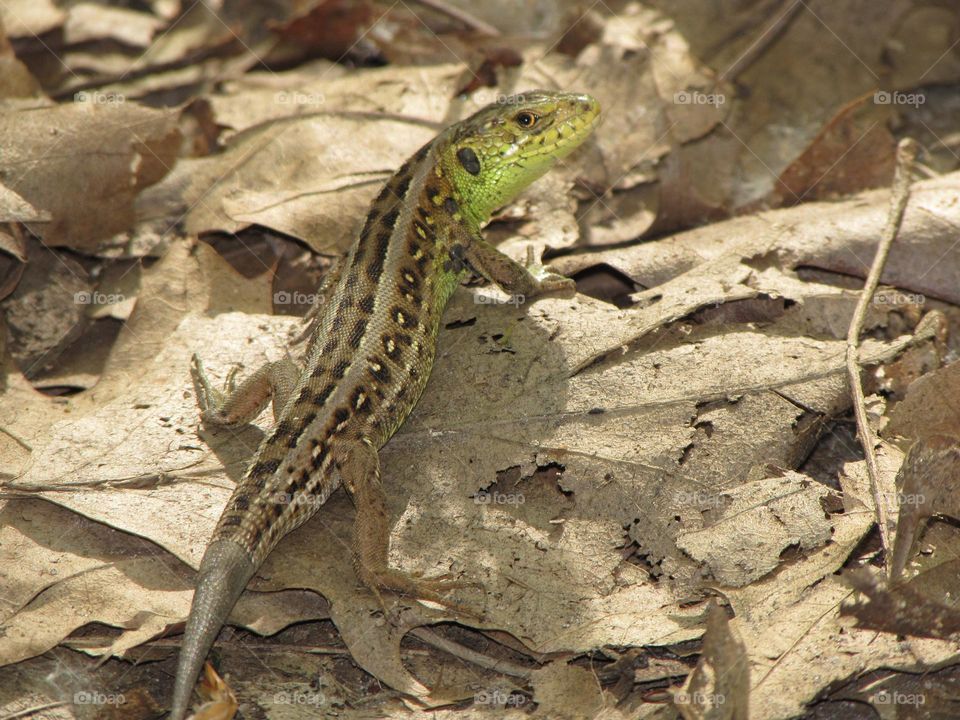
top-left (170, 90), bottom-right (600, 718)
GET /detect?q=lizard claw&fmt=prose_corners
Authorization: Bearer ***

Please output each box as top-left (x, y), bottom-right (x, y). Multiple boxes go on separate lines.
top-left (190, 354), bottom-right (226, 417)
top-left (523, 245), bottom-right (576, 298)
top-left (360, 567), bottom-right (481, 619)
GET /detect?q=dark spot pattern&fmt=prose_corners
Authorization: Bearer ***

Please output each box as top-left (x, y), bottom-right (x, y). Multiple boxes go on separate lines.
top-left (381, 208), bottom-right (399, 231)
top-left (250, 459), bottom-right (281, 477)
top-left (332, 306), bottom-right (347, 331)
top-left (369, 360), bottom-right (391, 383)
top-left (392, 306), bottom-right (413, 327)
top-left (413, 143), bottom-right (431, 163)
top-left (352, 387), bottom-right (371, 414)
top-left (314, 383), bottom-right (336, 406)
top-left (348, 317), bottom-right (367, 349)
top-left (365, 231), bottom-right (392, 282)
top-left (400, 267), bottom-right (420, 290)
top-left (272, 420), bottom-right (296, 441)
top-left (333, 361), bottom-right (349, 378)
top-left (457, 147), bottom-right (481, 175)
top-left (359, 293), bottom-right (375, 313)
top-left (392, 174), bottom-right (411, 200)
top-left (383, 336), bottom-right (401, 360)
top-left (286, 412), bottom-right (316, 448)
top-left (444, 196), bottom-right (459, 214)
top-left (311, 444), bottom-right (329, 469)
top-left (413, 219), bottom-right (434, 241)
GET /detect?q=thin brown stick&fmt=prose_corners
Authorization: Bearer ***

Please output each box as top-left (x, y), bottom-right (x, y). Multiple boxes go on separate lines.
top-left (715, 0), bottom-right (805, 84)
top-left (845, 137), bottom-right (919, 571)
top-left (409, 0), bottom-right (501, 37)
top-left (0, 703), bottom-right (69, 720)
top-left (409, 627), bottom-right (533, 679)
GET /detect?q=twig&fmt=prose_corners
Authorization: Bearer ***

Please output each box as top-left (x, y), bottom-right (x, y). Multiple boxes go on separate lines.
top-left (0, 703), bottom-right (69, 720)
top-left (715, 0), bottom-right (805, 84)
top-left (409, 0), bottom-right (501, 37)
top-left (845, 137), bottom-right (919, 572)
top-left (408, 627), bottom-right (533, 679)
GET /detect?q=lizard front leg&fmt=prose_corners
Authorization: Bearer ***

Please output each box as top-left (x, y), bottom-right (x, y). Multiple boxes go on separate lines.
top-left (192, 256), bottom-right (344, 427)
top-left (454, 238), bottom-right (576, 299)
top-left (337, 439), bottom-right (472, 610)
top-left (191, 355), bottom-right (301, 426)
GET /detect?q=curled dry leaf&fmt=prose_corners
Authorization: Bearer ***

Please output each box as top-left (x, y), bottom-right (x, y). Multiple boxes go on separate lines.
top-left (188, 662), bottom-right (238, 720)
top-left (887, 434), bottom-right (960, 581)
top-left (0, 102), bottom-right (180, 250)
top-left (673, 602), bottom-right (749, 720)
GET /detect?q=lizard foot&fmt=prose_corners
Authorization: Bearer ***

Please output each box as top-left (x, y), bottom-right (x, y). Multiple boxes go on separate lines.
top-left (359, 566), bottom-right (481, 619)
top-left (523, 246), bottom-right (576, 298)
top-left (190, 354), bottom-right (241, 425)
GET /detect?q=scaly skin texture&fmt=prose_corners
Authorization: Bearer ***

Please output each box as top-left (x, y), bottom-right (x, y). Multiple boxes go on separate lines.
top-left (170, 90), bottom-right (600, 719)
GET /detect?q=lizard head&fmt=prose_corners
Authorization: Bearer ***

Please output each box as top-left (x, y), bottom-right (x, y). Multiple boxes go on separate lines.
top-left (444, 90), bottom-right (601, 224)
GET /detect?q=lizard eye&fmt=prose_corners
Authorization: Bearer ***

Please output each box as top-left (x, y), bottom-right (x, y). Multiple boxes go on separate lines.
top-left (515, 111), bottom-right (539, 129)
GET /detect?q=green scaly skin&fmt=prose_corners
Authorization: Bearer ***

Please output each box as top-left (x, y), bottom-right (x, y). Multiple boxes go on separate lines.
top-left (170, 90), bottom-right (600, 719)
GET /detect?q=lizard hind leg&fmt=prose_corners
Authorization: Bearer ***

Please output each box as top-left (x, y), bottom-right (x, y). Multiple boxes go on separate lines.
top-left (338, 439), bottom-right (476, 612)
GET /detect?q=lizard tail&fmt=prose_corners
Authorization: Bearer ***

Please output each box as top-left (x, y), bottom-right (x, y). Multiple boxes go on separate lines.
top-left (169, 539), bottom-right (255, 720)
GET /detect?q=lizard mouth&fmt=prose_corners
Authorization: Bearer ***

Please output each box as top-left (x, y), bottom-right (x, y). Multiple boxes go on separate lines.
top-left (523, 95), bottom-right (601, 161)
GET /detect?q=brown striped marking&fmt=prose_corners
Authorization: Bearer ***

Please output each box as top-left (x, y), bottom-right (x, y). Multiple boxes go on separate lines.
top-left (285, 412), bottom-right (316, 448)
top-left (348, 317), bottom-right (367, 349)
top-left (250, 458), bottom-right (281, 477)
top-left (365, 231), bottom-right (392, 283)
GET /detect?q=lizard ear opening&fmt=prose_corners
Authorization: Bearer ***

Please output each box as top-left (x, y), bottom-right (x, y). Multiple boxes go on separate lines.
top-left (456, 147), bottom-right (481, 175)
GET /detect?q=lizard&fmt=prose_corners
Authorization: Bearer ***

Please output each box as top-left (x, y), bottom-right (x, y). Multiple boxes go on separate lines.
top-left (169, 89), bottom-right (600, 719)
